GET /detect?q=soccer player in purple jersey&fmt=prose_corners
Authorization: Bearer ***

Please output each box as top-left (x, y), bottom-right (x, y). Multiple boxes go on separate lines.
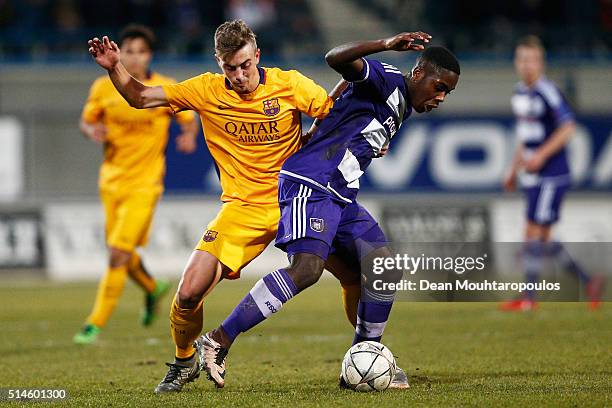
top-left (192, 31), bottom-right (460, 389)
top-left (501, 36), bottom-right (604, 312)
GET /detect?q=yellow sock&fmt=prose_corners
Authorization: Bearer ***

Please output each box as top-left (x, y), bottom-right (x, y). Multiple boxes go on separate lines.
top-left (127, 252), bottom-right (156, 294)
top-left (169, 293), bottom-right (203, 358)
top-left (87, 264), bottom-right (129, 328)
top-left (342, 282), bottom-right (361, 328)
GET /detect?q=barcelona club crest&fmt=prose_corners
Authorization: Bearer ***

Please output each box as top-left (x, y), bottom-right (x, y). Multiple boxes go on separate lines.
top-left (262, 98), bottom-right (280, 116)
top-left (309, 218), bottom-right (325, 233)
top-left (202, 230), bottom-right (218, 242)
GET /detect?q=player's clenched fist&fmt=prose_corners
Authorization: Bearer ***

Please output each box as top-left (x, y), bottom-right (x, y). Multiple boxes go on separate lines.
top-left (88, 36), bottom-right (121, 70)
top-left (383, 31), bottom-right (431, 52)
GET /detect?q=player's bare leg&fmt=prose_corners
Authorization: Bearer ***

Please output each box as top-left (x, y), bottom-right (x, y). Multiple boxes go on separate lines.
top-left (326, 254), bottom-right (361, 327)
top-left (155, 250), bottom-right (227, 393)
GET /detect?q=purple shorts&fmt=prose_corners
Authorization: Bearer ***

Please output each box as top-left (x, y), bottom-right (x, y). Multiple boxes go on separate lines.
top-left (525, 180), bottom-right (569, 225)
top-left (275, 178), bottom-right (387, 261)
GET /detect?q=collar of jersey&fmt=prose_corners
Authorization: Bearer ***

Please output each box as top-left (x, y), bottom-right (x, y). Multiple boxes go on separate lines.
top-left (518, 75), bottom-right (547, 91)
top-left (224, 67), bottom-right (266, 91)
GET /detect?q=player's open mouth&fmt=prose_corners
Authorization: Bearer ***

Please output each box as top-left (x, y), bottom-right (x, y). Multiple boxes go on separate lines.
top-left (426, 104), bottom-right (437, 112)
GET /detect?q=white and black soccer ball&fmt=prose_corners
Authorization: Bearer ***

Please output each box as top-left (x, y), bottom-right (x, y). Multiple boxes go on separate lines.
top-left (341, 341), bottom-right (397, 392)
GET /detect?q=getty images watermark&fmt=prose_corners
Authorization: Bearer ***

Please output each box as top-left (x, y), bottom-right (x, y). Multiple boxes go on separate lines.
top-left (371, 253), bottom-right (560, 293)
top-left (361, 242), bottom-right (611, 301)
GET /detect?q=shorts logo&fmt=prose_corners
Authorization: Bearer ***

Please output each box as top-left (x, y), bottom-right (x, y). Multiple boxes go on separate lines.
top-left (265, 301), bottom-right (277, 313)
top-left (202, 230), bottom-right (218, 242)
top-left (262, 98), bottom-right (280, 116)
top-left (309, 218), bottom-right (325, 233)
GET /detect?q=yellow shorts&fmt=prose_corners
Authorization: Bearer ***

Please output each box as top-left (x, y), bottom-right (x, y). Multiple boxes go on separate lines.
top-left (101, 189), bottom-right (161, 252)
top-left (195, 201), bottom-right (279, 279)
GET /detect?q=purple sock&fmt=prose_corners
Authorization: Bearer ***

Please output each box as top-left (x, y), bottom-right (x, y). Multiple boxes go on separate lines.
top-left (221, 269), bottom-right (298, 342)
top-left (547, 241), bottom-right (590, 284)
top-left (524, 240), bottom-right (543, 300)
top-left (353, 288), bottom-right (394, 345)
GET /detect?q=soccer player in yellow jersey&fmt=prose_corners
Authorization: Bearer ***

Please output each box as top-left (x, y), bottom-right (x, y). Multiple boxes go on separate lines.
top-left (74, 25), bottom-right (199, 345)
top-left (87, 20), bottom-right (364, 393)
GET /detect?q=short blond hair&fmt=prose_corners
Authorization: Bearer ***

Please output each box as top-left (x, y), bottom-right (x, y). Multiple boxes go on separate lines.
top-left (516, 35), bottom-right (546, 57)
top-left (214, 20), bottom-right (257, 58)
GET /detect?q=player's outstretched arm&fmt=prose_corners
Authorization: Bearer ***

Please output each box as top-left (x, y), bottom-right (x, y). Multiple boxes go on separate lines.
top-left (325, 32), bottom-right (431, 80)
top-left (88, 36), bottom-right (169, 109)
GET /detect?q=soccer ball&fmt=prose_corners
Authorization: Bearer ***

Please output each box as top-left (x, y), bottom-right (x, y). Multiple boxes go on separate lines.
top-left (341, 341), bottom-right (396, 392)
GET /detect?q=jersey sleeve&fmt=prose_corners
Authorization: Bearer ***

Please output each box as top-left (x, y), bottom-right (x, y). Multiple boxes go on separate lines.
top-left (174, 110), bottom-right (198, 124)
top-left (349, 58), bottom-right (401, 100)
top-left (81, 78), bottom-right (105, 123)
top-left (292, 71), bottom-right (334, 119)
top-left (538, 82), bottom-right (575, 127)
top-left (162, 74), bottom-right (207, 114)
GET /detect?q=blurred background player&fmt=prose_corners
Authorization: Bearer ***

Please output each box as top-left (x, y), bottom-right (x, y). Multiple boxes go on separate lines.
top-left (196, 33), bottom-right (460, 389)
top-left (501, 35), bottom-right (604, 312)
top-left (86, 20), bottom-right (373, 394)
top-left (73, 24), bottom-right (199, 344)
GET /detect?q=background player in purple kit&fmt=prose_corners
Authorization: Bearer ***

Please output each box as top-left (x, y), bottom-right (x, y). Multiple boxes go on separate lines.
top-left (192, 31), bottom-right (460, 388)
top-left (501, 35), bottom-right (604, 312)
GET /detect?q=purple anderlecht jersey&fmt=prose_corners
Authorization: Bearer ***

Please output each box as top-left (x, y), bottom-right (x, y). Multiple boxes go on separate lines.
top-left (279, 58), bottom-right (412, 203)
top-left (511, 77), bottom-right (575, 186)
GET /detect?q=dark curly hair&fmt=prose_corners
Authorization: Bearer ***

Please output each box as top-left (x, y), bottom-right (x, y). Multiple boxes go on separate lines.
top-left (418, 46), bottom-right (460, 75)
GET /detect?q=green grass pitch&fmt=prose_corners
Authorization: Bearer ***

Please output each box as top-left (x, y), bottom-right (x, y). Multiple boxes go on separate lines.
top-left (0, 278), bottom-right (610, 407)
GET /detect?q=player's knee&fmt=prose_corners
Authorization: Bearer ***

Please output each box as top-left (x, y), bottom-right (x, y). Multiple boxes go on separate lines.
top-left (380, 248), bottom-right (402, 283)
top-left (176, 285), bottom-right (203, 309)
top-left (383, 265), bottom-right (403, 284)
top-left (109, 248), bottom-right (131, 268)
top-left (176, 273), bottom-right (204, 309)
top-left (176, 254), bottom-right (221, 309)
top-left (525, 221), bottom-right (550, 241)
top-left (364, 246), bottom-right (402, 284)
top-left (286, 253), bottom-right (326, 290)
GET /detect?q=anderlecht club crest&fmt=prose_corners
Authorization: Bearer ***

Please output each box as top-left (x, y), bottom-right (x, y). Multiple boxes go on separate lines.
top-left (310, 218), bottom-right (325, 232)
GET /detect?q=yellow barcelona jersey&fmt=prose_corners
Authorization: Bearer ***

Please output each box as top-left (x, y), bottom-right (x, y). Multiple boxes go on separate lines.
top-left (82, 72), bottom-right (196, 195)
top-left (162, 67), bottom-right (333, 204)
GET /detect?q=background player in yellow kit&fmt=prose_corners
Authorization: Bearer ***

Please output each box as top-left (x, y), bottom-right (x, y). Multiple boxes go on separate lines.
top-left (86, 20), bottom-right (368, 393)
top-left (74, 25), bottom-right (199, 345)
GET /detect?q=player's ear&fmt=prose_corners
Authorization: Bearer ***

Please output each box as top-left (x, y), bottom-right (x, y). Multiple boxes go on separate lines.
top-left (410, 65), bottom-right (425, 82)
top-left (214, 53), bottom-right (223, 68)
top-left (254, 48), bottom-right (261, 64)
